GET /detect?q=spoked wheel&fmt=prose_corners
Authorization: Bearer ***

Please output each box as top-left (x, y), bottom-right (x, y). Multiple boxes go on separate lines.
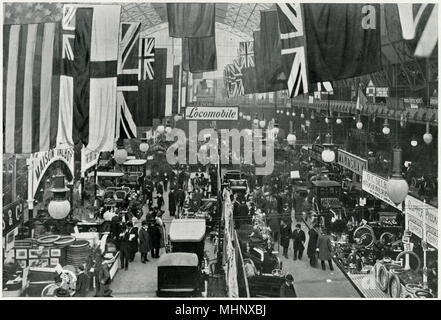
top-left (379, 232), bottom-right (395, 245)
top-left (354, 225), bottom-right (375, 247)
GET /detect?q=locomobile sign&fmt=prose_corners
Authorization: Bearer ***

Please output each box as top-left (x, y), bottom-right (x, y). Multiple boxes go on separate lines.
top-left (184, 106), bottom-right (239, 121)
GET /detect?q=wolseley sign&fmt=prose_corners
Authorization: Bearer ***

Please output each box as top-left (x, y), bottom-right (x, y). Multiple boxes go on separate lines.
top-left (405, 195), bottom-right (438, 248)
top-left (185, 106), bottom-right (239, 121)
top-left (362, 170), bottom-right (402, 210)
top-left (31, 148), bottom-right (74, 198)
top-left (337, 149), bottom-right (368, 176)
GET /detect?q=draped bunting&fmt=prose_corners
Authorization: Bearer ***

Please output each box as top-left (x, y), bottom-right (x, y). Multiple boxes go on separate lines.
top-left (167, 3), bottom-right (215, 38)
top-left (182, 36), bottom-right (217, 73)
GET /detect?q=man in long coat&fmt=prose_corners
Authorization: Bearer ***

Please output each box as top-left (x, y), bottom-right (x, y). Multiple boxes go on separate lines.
top-left (307, 225), bottom-right (319, 267)
top-left (148, 221), bottom-right (161, 258)
top-left (139, 221), bottom-right (151, 263)
top-left (97, 259), bottom-right (112, 297)
top-left (280, 220), bottom-right (292, 258)
top-left (168, 187), bottom-right (176, 217)
top-left (317, 231), bottom-right (334, 271)
top-left (292, 224), bottom-right (306, 260)
top-left (119, 225), bottom-right (131, 270)
top-left (127, 222), bottom-right (139, 262)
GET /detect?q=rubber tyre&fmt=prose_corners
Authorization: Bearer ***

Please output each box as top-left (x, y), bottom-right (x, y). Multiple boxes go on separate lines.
top-left (53, 235), bottom-right (76, 246)
top-left (379, 232), bottom-right (394, 244)
top-left (377, 264), bottom-right (389, 292)
top-left (354, 225), bottom-right (375, 246)
top-left (396, 250), bottom-right (422, 270)
top-left (388, 274), bottom-right (401, 298)
top-left (37, 235), bottom-right (61, 245)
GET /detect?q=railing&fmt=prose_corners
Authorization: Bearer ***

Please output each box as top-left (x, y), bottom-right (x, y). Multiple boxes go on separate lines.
top-left (223, 189), bottom-right (239, 297)
top-left (234, 229), bottom-right (251, 298)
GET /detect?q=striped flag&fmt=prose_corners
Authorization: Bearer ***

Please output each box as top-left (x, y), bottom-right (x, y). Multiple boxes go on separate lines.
top-left (3, 22), bottom-right (63, 154)
top-left (397, 3), bottom-right (438, 57)
top-left (239, 41), bottom-right (254, 68)
top-left (277, 3), bottom-right (309, 98)
top-left (139, 38), bottom-right (155, 81)
top-left (57, 4), bottom-right (121, 152)
top-left (116, 22), bottom-right (140, 140)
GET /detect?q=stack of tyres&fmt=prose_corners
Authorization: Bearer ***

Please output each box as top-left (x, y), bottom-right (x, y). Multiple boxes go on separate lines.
top-left (66, 240), bottom-right (91, 267)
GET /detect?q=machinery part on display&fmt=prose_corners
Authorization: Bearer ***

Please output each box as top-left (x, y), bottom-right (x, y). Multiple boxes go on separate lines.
top-left (415, 290), bottom-right (434, 298)
top-left (353, 225), bottom-right (375, 247)
top-left (396, 250), bottom-right (422, 270)
top-left (403, 283), bottom-right (424, 298)
top-left (41, 283), bottom-right (59, 297)
top-left (271, 269), bottom-right (283, 277)
top-left (388, 273), bottom-right (402, 298)
top-left (37, 235), bottom-right (62, 246)
top-left (377, 264), bottom-right (390, 292)
top-left (66, 240), bottom-right (91, 267)
top-left (68, 240), bottom-right (89, 248)
top-left (53, 235), bottom-right (76, 247)
top-left (379, 232), bottom-right (395, 245)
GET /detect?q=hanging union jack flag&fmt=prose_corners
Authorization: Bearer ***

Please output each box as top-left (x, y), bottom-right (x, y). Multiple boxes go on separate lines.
top-left (227, 59), bottom-right (244, 97)
top-left (118, 22), bottom-right (141, 91)
top-left (116, 22), bottom-right (140, 140)
top-left (397, 3), bottom-right (438, 58)
top-left (139, 37), bottom-right (155, 81)
top-left (239, 41), bottom-right (254, 68)
top-left (276, 3), bottom-right (309, 98)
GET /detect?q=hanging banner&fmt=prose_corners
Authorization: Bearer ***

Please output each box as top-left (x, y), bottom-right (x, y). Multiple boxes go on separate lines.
top-left (81, 147), bottom-right (100, 175)
top-left (362, 170), bottom-right (402, 211)
top-left (375, 87), bottom-right (389, 97)
top-left (3, 200), bottom-right (24, 234)
top-left (403, 97), bottom-right (424, 109)
top-left (405, 195), bottom-right (438, 248)
top-left (337, 149), bottom-right (368, 176)
top-left (31, 148), bottom-right (75, 198)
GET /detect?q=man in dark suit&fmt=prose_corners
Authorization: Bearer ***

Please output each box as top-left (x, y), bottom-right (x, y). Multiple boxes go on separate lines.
top-left (174, 186), bottom-right (186, 217)
top-left (119, 225), bottom-right (131, 270)
top-left (292, 224), bottom-right (306, 260)
top-left (74, 265), bottom-right (89, 297)
top-left (148, 221), bottom-right (161, 258)
top-left (98, 258), bottom-right (112, 297)
top-left (168, 187), bottom-right (176, 217)
top-left (127, 222), bottom-right (139, 262)
top-left (139, 221), bottom-right (151, 263)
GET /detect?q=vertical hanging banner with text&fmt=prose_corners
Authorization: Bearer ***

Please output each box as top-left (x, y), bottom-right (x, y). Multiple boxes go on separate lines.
top-left (405, 195), bottom-right (438, 249)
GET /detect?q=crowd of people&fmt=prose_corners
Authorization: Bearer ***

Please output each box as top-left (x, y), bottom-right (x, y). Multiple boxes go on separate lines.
top-left (234, 180), bottom-right (336, 273)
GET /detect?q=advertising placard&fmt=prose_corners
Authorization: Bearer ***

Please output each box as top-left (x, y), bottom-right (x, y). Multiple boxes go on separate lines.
top-left (362, 170), bottom-right (402, 210)
top-left (337, 149), bottom-right (368, 176)
top-left (184, 106), bottom-right (239, 121)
